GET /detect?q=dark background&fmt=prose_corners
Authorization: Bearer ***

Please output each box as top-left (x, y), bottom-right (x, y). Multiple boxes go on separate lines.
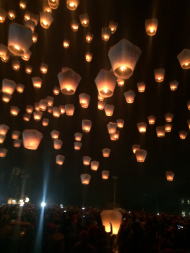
top-left (0, 0), bottom-right (190, 213)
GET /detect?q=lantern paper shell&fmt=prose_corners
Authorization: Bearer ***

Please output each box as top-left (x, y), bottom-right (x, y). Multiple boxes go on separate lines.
top-left (0, 124), bottom-right (9, 136)
top-left (2, 79), bottom-right (16, 95)
top-left (102, 148), bottom-right (111, 158)
top-left (80, 173), bottom-right (91, 185)
top-left (79, 93), bottom-right (90, 108)
top-left (23, 113), bottom-right (31, 122)
top-left (177, 49), bottom-right (190, 69)
top-left (48, 0), bottom-right (59, 9)
top-left (16, 83), bottom-right (24, 93)
top-left (148, 115), bottom-right (156, 125)
top-left (107, 122), bottom-right (117, 134)
top-left (154, 68), bottom-right (165, 83)
top-left (145, 18), bottom-right (158, 36)
top-left (179, 130), bottom-right (187, 140)
top-left (0, 9), bottom-right (6, 23)
top-left (74, 132), bottom-right (83, 141)
top-left (95, 69), bottom-right (116, 98)
top-left (170, 80), bottom-right (179, 91)
top-left (156, 126), bottom-right (165, 137)
top-left (137, 122), bottom-right (147, 134)
top-left (42, 118), bottom-right (49, 127)
top-left (23, 129), bottom-right (43, 150)
top-left (40, 63), bottom-right (48, 74)
top-left (52, 107), bottom-right (61, 118)
top-left (40, 12), bottom-right (53, 29)
top-left (13, 139), bottom-right (22, 148)
top-left (109, 21), bottom-right (118, 34)
top-left (104, 104), bottom-right (114, 117)
top-left (53, 139), bottom-right (63, 150)
top-left (56, 154), bottom-right (65, 165)
top-left (12, 130), bottom-right (21, 140)
top-left (116, 119), bottom-right (124, 128)
top-left (33, 111), bottom-right (43, 121)
top-left (101, 27), bottom-right (111, 42)
top-left (135, 149), bottom-right (147, 163)
top-left (108, 39), bottom-right (141, 79)
top-left (110, 131), bottom-right (120, 141)
top-left (0, 135), bottom-right (6, 144)
top-left (66, 0), bottom-right (79, 11)
top-left (82, 119), bottom-right (92, 133)
top-left (132, 144), bottom-right (140, 154)
top-left (102, 170), bottom-right (110, 180)
top-left (166, 171), bottom-right (175, 182)
top-left (63, 40), bottom-right (70, 48)
top-left (2, 94), bottom-right (12, 103)
top-left (58, 67), bottom-right (81, 95)
top-left (100, 209), bottom-right (122, 235)
top-left (8, 23), bottom-right (32, 56)
top-left (70, 20), bottom-right (79, 32)
top-left (32, 77), bottom-right (42, 89)
top-left (83, 156), bottom-right (91, 166)
top-left (51, 130), bottom-right (60, 139)
top-left (26, 105), bottom-right (33, 114)
top-left (74, 141), bottom-right (82, 150)
top-left (0, 148), bottom-right (8, 158)
top-left (165, 113), bottom-right (174, 123)
top-left (124, 90), bottom-right (135, 104)
top-left (65, 104), bottom-right (75, 116)
top-left (165, 124), bottom-right (172, 133)
top-left (98, 101), bottom-right (105, 110)
top-left (91, 160), bottom-right (99, 171)
top-left (79, 13), bottom-right (89, 27)
top-left (10, 106), bottom-right (20, 116)
top-left (137, 82), bottom-right (146, 93)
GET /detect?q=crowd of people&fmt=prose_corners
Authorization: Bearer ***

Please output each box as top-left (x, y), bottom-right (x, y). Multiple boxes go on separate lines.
top-left (0, 204), bottom-right (189, 253)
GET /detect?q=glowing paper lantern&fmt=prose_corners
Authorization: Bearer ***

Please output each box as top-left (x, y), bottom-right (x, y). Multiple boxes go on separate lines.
top-left (70, 20), bottom-right (79, 32)
top-left (33, 111), bottom-right (43, 121)
top-left (13, 139), bottom-right (22, 148)
top-left (2, 94), bottom-right (12, 103)
top-left (148, 115), bottom-right (156, 125)
top-left (12, 130), bottom-right (21, 140)
top-left (137, 82), bottom-right (146, 93)
top-left (109, 21), bottom-right (118, 34)
top-left (16, 83), bottom-right (24, 93)
top-left (0, 124), bottom-right (9, 136)
top-left (8, 23), bottom-right (32, 56)
top-left (0, 9), bottom-right (6, 23)
top-left (124, 90), bottom-right (135, 104)
top-left (156, 126), bottom-right (165, 138)
top-left (66, 0), bottom-right (79, 11)
top-left (48, 0), bottom-right (59, 9)
top-left (0, 44), bottom-right (9, 60)
top-left (82, 119), bottom-right (92, 133)
top-left (40, 12), bottom-right (53, 29)
top-left (12, 59), bottom-right (20, 71)
top-left (56, 154), bottom-right (65, 165)
top-left (135, 149), bottom-right (147, 163)
top-left (58, 67), bottom-right (81, 95)
top-left (22, 50), bottom-right (31, 61)
top-left (79, 13), bottom-right (89, 27)
top-left (8, 10), bottom-right (16, 20)
top-left (74, 132), bottom-right (83, 141)
top-left (179, 130), bottom-right (187, 140)
top-left (42, 118), bottom-right (49, 127)
top-left (83, 156), bottom-right (91, 166)
top-left (32, 33), bottom-right (38, 43)
top-left (98, 101), bottom-right (105, 110)
top-left (95, 69), bottom-right (116, 98)
top-left (24, 20), bottom-right (36, 32)
top-left (32, 77), bottom-right (42, 89)
top-left (169, 80), bottom-right (179, 91)
top-left (91, 161), bottom-right (99, 171)
top-left (74, 141), bottom-right (82, 150)
top-left (51, 130), bottom-right (60, 139)
top-left (107, 122), bottom-right (117, 134)
top-left (102, 170), bottom-right (110, 180)
top-left (101, 209), bottom-right (122, 235)
top-left (0, 148), bottom-right (8, 158)
top-left (65, 104), bottom-right (75, 116)
top-left (164, 124), bottom-right (172, 133)
top-left (165, 113), bottom-right (174, 123)
top-left (105, 104), bottom-right (114, 117)
top-left (79, 93), bottom-right (90, 108)
top-left (39, 99), bottom-right (47, 112)
top-left (187, 120), bottom-right (190, 129)
top-left (19, 1), bottom-right (27, 9)
top-left (53, 139), bottom-right (63, 150)
top-left (85, 32), bottom-right (93, 43)
top-left (101, 27), bottom-right (111, 42)
top-left (117, 78), bottom-right (125, 87)
top-left (23, 113), bottom-right (31, 122)
top-left (53, 86), bottom-right (60, 95)
top-left (2, 79), bottom-right (16, 95)
top-left (26, 105), bottom-right (33, 114)
top-left (137, 122), bottom-right (147, 134)
top-left (52, 107), bottom-right (61, 118)
top-left (40, 63), bottom-right (48, 74)
top-left (177, 49), bottom-right (190, 69)
top-left (10, 106), bottom-right (20, 116)
top-left (63, 40), bottom-right (70, 48)
top-left (117, 119), bottom-right (124, 128)
top-left (80, 173), bottom-right (91, 185)
top-left (108, 39), bottom-right (141, 79)
top-left (187, 101), bottom-right (190, 111)
top-left (102, 148), bottom-right (111, 158)
top-left (166, 171), bottom-right (175, 182)
top-left (85, 52), bottom-right (93, 62)
top-left (0, 135), bottom-right (5, 144)
top-left (25, 65), bottom-right (32, 74)
top-left (132, 144), bottom-right (140, 154)
top-left (145, 18), bottom-right (158, 36)
top-left (23, 129), bottom-right (43, 150)
top-left (154, 68), bottom-right (165, 83)
top-left (110, 131), bottom-right (120, 141)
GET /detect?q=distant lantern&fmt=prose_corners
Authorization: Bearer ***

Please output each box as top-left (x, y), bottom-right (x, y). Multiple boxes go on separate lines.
top-left (26, 105), bottom-right (33, 114)
top-left (65, 104), bottom-right (75, 116)
top-left (21, 50), bottom-right (31, 61)
top-left (148, 115), bottom-right (156, 125)
top-left (80, 173), bottom-right (91, 185)
top-left (32, 33), bottom-right (38, 43)
top-left (165, 124), bottom-right (172, 133)
top-left (132, 144), bottom-right (140, 154)
top-left (104, 104), bottom-right (114, 117)
top-left (187, 119), bottom-right (190, 130)
top-left (25, 65), bottom-right (32, 74)
top-left (66, 0), bottom-right (79, 11)
top-left (165, 113), bottom-right (174, 123)
top-left (47, 96), bottom-right (54, 106)
top-left (52, 107), bottom-right (61, 118)
top-left (8, 10), bottom-right (16, 20)
top-left (79, 93), bottom-right (90, 108)
top-left (63, 40), bottom-right (70, 48)
top-left (102, 170), bottom-right (110, 180)
top-left (53, 139), bottom-right (63, 150)
top-left (12, 59), bottom-right (20, 71)
top-left (83, 156), bottom-right (91, 166)
top-left (80, 13), bottom-right (89, 27)
top-left (137, 122), bottom-right (147, 134)
top-left (51, 130), bottom-right (60, 139)
top-left (48, 0), bottom-right (59, 9)
top-left (102, 148), bottom-right (111, 158)
top-left (85, 52), bottom-right (93, 62)
top-left (117, 78), bottom-right (125, 87)
top-left (109, 21), bottom-right (118, 34)
top-left (98, 95), bottom-right (104, 101)
top-left (108, 39), bottom-right (141, 79)
top-left (177, 49), bottom-right (190, 69)
top-left (101, 27), bottom-right (111, 42)
top-left (74, 132), bottom-right (83, 141)
top-left (48, 106), bottom-right (53, 113)
top-left (107, 122), bottom-right (117, 134)
top-left (19, 1), bottom-right (27, 9)
top-left (33, 111), bottom-right (43, 121)
top-left (0, 9), bottom-right (6, 23)
top-left (156, 126), bottom-right (165, 138)
top-left (124, 90), bottom-right (136, 104)
top-left (0, 135), bottom-right (5, 144)
top-left (98, 101), bottom-right (105, 110)
top-left (43, 5), bottom-right (52, 13)
top-left (82, 119), bottom-right (92, 133)
top-left (179, 130), bottom-right (187, 140)
top-left (110, 131), bottom-right (120, 141)
top-left (169, 80), bottom-right (179, 91)
top-left (8, 23), bottom-right (32, 56)
top-left (13, 139), bottom-right (22, 148)
top-left (187, 100), bottom-right (190, 111)
top-left (23, 113), bottom-right (31, 122)
top-left (24, 11), bottom-right (30, 21)
top-left (0, 124), bottom-right (9, 136)
top-left (100, 209), bottom-right (122, 235)
top-left (2, 94), bottom-right (12, 103)
top-left (166, 171), bottom-right (175, 182)
top-left (0, 148), bottom-right (8, 158)
top-left (85, 32), bottom-right (93, 43)
top-left (32, 77), bottom-right (42, 89)
top-left (24, 20), bottom-right (35, 32)
top-left (145, 18), bottom-right (158, 36)
top-left (58, 67), bottom-right (81, 95)
top-left (2, 79), bottom-right (16, 95)
top-left (40, 12), bottom-right (53, 29)
top-left (23, 129), bottom-right (43, 150)
top-left (117, 119), bottom-right (124, 128)
top-left (154, 68), bottom-right (165, 83)
top-left (0, 44), bottom-right (9, 60)
top-left (70, 20), bottom-right (79, 32)
top-left (74, 141), bottom-right (82, 150)
top-left (135, 149), bottom-right (147, 163)
top-left (56, 154), bottom-right (65, 165)
top-left (53, 86), bottom-right (60, 95)
top-left (10, 106), bottom-right (20, 116)
top-left (95, 69), bottom-right (116, 98)
top-left (137, 82), bottom-right (146, 93)
top-left (42, 118), bottom-right (49, 127)
top-left (40, 63), bottom-right (48, 74)
top-left (91, 161), bottom-right (99, 171)
top-left (39, 99), bottom-right (47, 112)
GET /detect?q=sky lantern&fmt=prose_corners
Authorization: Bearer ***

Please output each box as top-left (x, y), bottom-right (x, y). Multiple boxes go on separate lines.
top-left (109, 21), bottom-right (118, 34)
top-left (2, 94), bottom-right (12, 103)
top-left (187, 101), bottom-right (190, 111)
top-left (156, 126), bottom-right (165, 137)
top-left (107, 122), bottom-right (117, 134)
top-left (0, 124), bottom-right (9, 136)
top-left (137, 122), bottom-right (147, 134)
top-left (70, 20), bottom-right (79, 32)
top-left (40, 63), bottom-right (48, 74)
top-left (23, 129), bottom-right (43, 150)
top-left (2, 79), bottom-right (16, 95)
top-left (8, 10), bottom-right (16, 20)
top-left (0, 148), bottom-right (8, 158)
top-left (74, 141), bottom-right (82, 150)
top-left (48, 107), bottom-right (53, 113)
top-left (79, 13), bottom-right (89, 27)
top-left (65, 104), bottom-right (75, 116)
top-left (98, 95), bottom-right (104, 101)
top-left (56, 154), bottom-right (65, 166)
top-left (124, 90), bottom-right (136, 104)
top-left (0, 135), bottom-right (5, 144)
top-left (23, 113), bottom-right (31, 122)
top-left (58, 67), bottom-right (81, 95)
top-left (101, 27), bottom-right (111, 42)
top-left (132, 144), bottom-right (140, 154)
top-left (95, 69), bottom-right (116, 98)
top-left (187, 120), bottom-right (190, 129)
top-left (51, 130), bottom-right (60, 139)
top-left (148, 115), bottom-right (156, 125)
top-left (13, 139), bottom-right (22, 148)
top-left (145, 18), bottom-right (158, 36)
top-left (82, 119), bottom-right (92, 133)
top-left (33, 111), bottom-right (43, 121)
top-left (63, 40), bottom-right (70, 48)
top-left (108, 39), bottom-right (141, 79)
top-left (179, 130), bottom-right (187, 140)
top-left (117, 78), bottom-right (125, 87)
top-left (85, 32), bottom-right (93, 43)
top-left (0, 44), bottom-right (9, 61)
top-left (48, 0), bottom-right (59, 9)
top-left (85, 52), bottom-right (93, 62)
top-left (52, 107), bottom-right (61, 118)
top-left (91, 161), bottom-right (99, 171)
top-left (53, 86), bottom-right (60, 95)
top-left (53, 139), bottom-right (63, 150)
top-left (117, 119), bottom-right (124, 128)
top-left (26, 105), bottom-right (33, 114)
top-left (165, 113), bottom-right (174, 123)
top-left (110, 131), bottom-right (120, 141)
top-left (12, 130), bottom-right (21, 140)
top-left (12, 59), bottom-right (20, 71)
top-left (10, 106), bottom-right (20, 116)
top-left (32, 77), bottom-right (42, 89)
top-left (19, 1), bottom-right (27, 9)
top-left (102, 148), bottom-right (111, 158)
top-left (104, 104), bottom-right (114, 117)
top-left (8, 23), bottom-right (32, 56)
top-left (79, 93), bottom-right (90, 108)
top-left (46, 96), bottom-right (54, 106)
top-left (177, 49), bottom-right (190, 69)
top-left (135, 149), bottom-right (147, 163)
top-left (42, 118), bottom-right (49, 127)
top-left (24, 20), bottom-right (36, 32)
top-left (100, 209), bottom-right (122, 235)
top-left (169, 80), bottom-right (179, 91)
top-left (66, 0), bottom-right (79, 11)
top-left (137, 82), bottom-right (146, 93)
top-left (154, 68), bottom-right (165, 83)
top-left (32, 33), bottom-right (38, 43)
top-left (80, 173), bottom-right (91, 185)
top-left (74, 132), bottom-right (83, 141)
top-left (40, 12), bottom-right (53, 29)
top-left (98, 101), bottom-right (105, 110)
top-left (39, 99), bottom-right (47, 112)
top-left (102, 170), bottom-right (110, 180)
top-left (22, 50), bottom-right (31, 61)
top-left (0, 9), bottom-right (6, 23)
top-left (166, 171), bottom-right (175, 182)
top-left (83, 156), bottom-right (91, 166)
top-left (25, 65), bottom-right (32, 74)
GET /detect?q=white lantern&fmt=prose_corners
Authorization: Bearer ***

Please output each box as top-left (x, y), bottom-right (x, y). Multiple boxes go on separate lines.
top-left (109, 21), bottom-right (118, 34)
top-left (156, 126), bottom-right (165, 138)
top-left (23, 113), bottom-right (31, 122)
top-left (53, 86), bottom-right (60, 95)
top-left (154, 68), bottom-right (165, 83)
top-left (53, 139), bottom-right (63, 150)
top-left (124, 90), bottom-right (135, 104)
top-left (102, 170), bottom-right (110, 180)
top-left (179, 130), bottom-right (187, 140)
top-left (70, 20), bottom-right (79, 32)
top-left (2, 94), bottom-right (12, 103)
top-left (74, 132), bottom-right (83, 141)
top-left (132, 144), bottom-right (140, 154)
top-left (16, 83), bottom-right (25, 93)
top-left (32, 77), bottom-right (42, 89)
top-left (116, 119), bottom-right (124, 128)
top-left (12, 59), bottom-right (20, 71)
top-left (165, 124), bottom-right (172, 133)
top-left (33, 111), bottom-right (42, 121)
top-left (145, 18), bottom-right (158, 36)
top-left (52, 107), bottom-right (61, 118)
top-left (79, 13), bottom-right (89, 27)
top-left (82, 119), bottom-right (92, 133)
top-left (48, 0), bottom-right (59, 9)
top-left (101, 27), bottom-right (111, 42)
top-left (13, 139), bottom-right (22, 148)
top-left (0, 148), bottom-right (8, 158)
top-left (137, 82), bottom-right (146, 93)
top-left (135, 149), bottom-right (147, 163)
top-left (0, 9), bottom-right (6, 23)
top-left (51, 130), bottom-right (60, 139)
top-left (101, 209), bottom-right (122, 235)
top-left (98, 101), bottom-right (105, 110)
top-left (107, 122), bottom-right (117, 134)
top-left (91, 161), bottom-right (99, 171)
top-left (177, 49), bottom-right (190, 69)
top-left (0, 135), bottom-right (5, 144)
top-left (40, 63), bottom-right (48, 74)
top-left (10, 106), bottom-right (20, 116)
top-left (85, 52), bottom-right (93, 62)
top-left (26, 105), bottom-right (33, 114)
top-left (0, 124), bottom-right (9, 136)
top-left (56, 154), bottom-right (65, 165)
top-left (74, 141), bottom-right (82, 150)
top-left (102, 148), bottom-right (111, 158)
top-left (2, 79), bottom-right (16, 95)
top-left (40, 12), bottom-right (53, 29)
top-left (85, 32), bottom-right (93, 43)
top-left (165, 113), bottom-right (174, 123)
top-left (79, 93), bottom-right (90, 108)
top-left (117, 78), bottom-right (125, 87)
top-left (42, 118), bottom-right (49, 127)
top-left (148, 115), bottom-right (156, 125)
top-left (63, 40), bottom-right (70, 48)
top-left (25, 65), bottom-right (32, 74)
top-left (137, 122), bottom-right (147, 134)
top-left (80, 173), bottom-right (91, 185)
top-left (110, 131), bottom-right (120, 141)
top-left (169, 80), bottom-right (179, 91)
top-left (166, 171), bottom-right (175, 182)
top-left (66, 0), bottom-right (79, 11)
top-left (65, 104), bottom-right (75, 116)
top-left (104, 104), bottom-right (114, 117)
top-left (83, 156), bottom-right (91, 166)
top-left (23, 129), bottom-right (43, 150)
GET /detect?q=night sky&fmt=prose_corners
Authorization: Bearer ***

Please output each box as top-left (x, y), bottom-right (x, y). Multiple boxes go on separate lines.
top-left (0, 0), bottom-right (190, 212)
